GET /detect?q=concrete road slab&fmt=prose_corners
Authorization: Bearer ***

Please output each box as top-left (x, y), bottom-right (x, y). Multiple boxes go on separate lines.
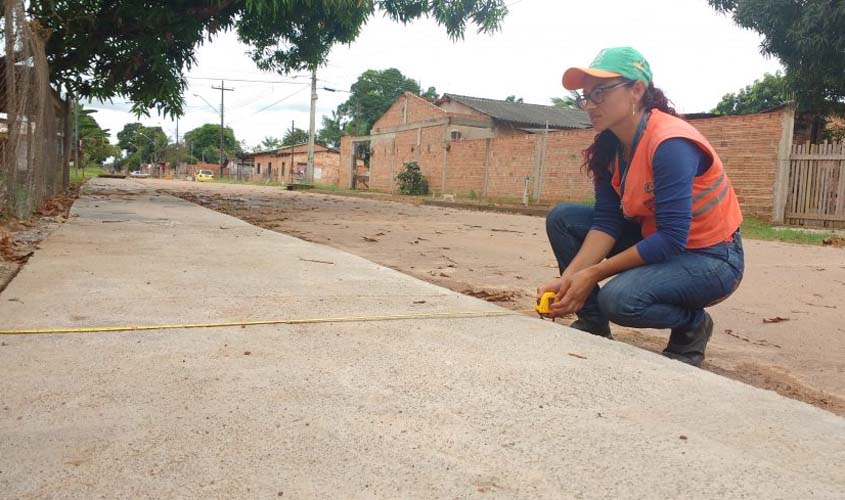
top-left (1, 179), bottom-right (843, 499)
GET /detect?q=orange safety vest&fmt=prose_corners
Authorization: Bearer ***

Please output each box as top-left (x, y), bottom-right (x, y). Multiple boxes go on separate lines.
top-left (611, 109), bottom-right (743, 249)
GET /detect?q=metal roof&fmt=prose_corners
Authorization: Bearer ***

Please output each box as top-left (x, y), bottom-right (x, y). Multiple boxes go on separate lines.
top-left (440, 94), bottom-right (592, 130)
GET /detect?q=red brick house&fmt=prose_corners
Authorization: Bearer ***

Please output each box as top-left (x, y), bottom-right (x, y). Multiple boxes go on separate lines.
top-left (240, 143), bottom-right (342, 184)
top-left (340, 92), bottom-right (591, 193)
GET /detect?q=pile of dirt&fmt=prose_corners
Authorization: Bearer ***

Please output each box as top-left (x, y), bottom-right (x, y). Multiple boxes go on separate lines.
top-left (37, 183), bottom-right (80, 217)
top-left (461, 287), bottom-right (526, 303)
top-left (822, 236), bottom-right (845, 248)
top-left (0, 225), bottom-right (34, 263)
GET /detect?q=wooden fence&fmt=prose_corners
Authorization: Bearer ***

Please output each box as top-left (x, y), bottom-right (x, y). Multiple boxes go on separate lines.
top-left (785, 141), bottom-right (845, 228)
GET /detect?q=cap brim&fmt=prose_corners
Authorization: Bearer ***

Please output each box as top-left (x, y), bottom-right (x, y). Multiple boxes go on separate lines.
top-left (562, 67), bottom-right (622, 90)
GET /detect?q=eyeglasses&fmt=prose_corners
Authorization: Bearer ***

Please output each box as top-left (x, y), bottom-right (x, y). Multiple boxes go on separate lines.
top-left (575, 81), bottom-right (633, 109)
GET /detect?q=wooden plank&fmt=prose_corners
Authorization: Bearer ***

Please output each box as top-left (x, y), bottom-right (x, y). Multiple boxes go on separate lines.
top-left (814, 158), bottom-right (823, 214)
top-left (824, 158), bottom-right (832, 213)
top-left (794, 152), bottom-right (845, 159)
top-left (784, 212), bottom-right (845, 222)
top-left (804, 154), bottom-right (812, 214)
top-left (798, 149), bottom-right (808, 216)
top-left (791, 154), bottom-right (799, 216)
top-left (809, 156), bottom-right (818, 214)
top-left (793, 149), bottom-right (803, 217)
top-left (787, 160), bottom-right (798, 215)
top-left (825, 157), bottom-right (832, 213)
top-left (828, 161), bottom-right (836, 214)
top-left (814, 159), bottom-right (823, 215)
top-left (795, 144), bottom-right (808, 213)
top-left (816, 158), bottom-right (825, 214)
top-left (837, 159), bottom-right (845, 216)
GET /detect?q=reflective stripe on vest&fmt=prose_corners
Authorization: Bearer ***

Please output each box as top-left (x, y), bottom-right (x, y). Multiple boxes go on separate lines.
top-left (693, 178), bottom-right (731, 217)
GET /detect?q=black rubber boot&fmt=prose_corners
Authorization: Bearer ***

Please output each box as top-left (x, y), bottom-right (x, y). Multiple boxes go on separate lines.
top-left (662, 312), bottom-right (714, 367)
top-left (570, 318), bottom-right (613, 339)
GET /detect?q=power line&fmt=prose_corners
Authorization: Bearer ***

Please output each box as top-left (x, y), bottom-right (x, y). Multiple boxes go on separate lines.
top-left (187, 75), bottom-right (309, 85)
top-left (253, 86), bottom-right (310, 114)
top-left (191, 93), bottom-right (220, 114)
top-left (227, 86), bottom-right (310, 125)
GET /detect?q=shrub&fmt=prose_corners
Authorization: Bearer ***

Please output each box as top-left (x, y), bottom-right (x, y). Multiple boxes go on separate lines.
top-left (396, 161), bottom-right (429, 195)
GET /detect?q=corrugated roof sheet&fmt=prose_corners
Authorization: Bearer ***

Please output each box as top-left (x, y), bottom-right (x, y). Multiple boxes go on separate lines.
top-left (441, 94), bottom-right (592, 130)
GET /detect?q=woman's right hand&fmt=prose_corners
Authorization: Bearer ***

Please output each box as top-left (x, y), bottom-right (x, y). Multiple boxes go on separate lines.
top-left (537, 275), bottom-right (574, 318)
top-left (537, 278), bottom-right (563, 300)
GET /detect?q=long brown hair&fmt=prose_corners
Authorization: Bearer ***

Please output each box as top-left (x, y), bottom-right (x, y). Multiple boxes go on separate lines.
top-left (582, 82), bottom-right (678, 181)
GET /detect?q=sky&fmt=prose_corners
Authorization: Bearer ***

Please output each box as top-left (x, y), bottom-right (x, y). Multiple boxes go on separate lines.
top-left (87, 0), bottom-right (783, 150)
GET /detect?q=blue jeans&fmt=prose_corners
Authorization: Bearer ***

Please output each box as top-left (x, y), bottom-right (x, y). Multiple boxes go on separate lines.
top-left (545, 204), bottom-right (744, 333)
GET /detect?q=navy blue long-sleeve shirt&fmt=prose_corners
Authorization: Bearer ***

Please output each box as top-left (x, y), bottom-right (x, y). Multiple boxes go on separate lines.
top-left (591, 138), bottom-right (712, 264)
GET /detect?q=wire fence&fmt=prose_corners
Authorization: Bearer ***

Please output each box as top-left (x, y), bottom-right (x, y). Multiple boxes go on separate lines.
top-left (1, 0), bottom-right (71, 219)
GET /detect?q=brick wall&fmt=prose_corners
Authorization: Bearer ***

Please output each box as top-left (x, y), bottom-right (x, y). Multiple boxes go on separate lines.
top-left (243, 146), bottom-right (340, 184)
top-left (342, 107), bottom-right (790, 220)
top-left (339, 136), bottom-right (353, 188)
top-left (689, 111), bottom-right (785, 218)
top-left (372, 93), bottom-right (447, 132)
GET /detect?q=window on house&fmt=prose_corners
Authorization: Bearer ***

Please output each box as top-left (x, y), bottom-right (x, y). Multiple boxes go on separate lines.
top-left (451, 131), bottom-right (462, 141)
top-left (257, 162), bottom-right (261, 175)
top-left (268, 161), bottom-right (273, 176)
top-left (282, 162), bottom-right (286, 176)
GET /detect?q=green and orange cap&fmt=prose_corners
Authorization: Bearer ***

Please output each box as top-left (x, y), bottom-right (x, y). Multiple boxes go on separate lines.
top-left (562, 47), bottom-right (653, 90)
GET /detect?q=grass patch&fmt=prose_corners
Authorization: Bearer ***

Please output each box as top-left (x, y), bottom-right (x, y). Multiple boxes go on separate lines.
top-left (313, 182), bottom-right (349, 192)
top-left (741, 217), bottom-right (839, 246)
top-left (69, 166), bottom-right (107, 186)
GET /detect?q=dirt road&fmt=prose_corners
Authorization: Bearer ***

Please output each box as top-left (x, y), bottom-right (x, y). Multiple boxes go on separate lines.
top-left (146, 178), bottom-right (845, 415)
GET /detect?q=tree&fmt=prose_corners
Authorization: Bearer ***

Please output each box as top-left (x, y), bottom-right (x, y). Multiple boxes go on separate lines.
top-left (551, 92), bottom-right (580, 109)
top-left (317, 111), bottom-right (344, 148)
top-left (505, 95), bottom-right (523, 103)
top-left (28, 1), bottom-right (507, 117)
top-left (712, 72), bottom-right (790, 115)
top-left (183, 124), bottom-right (241, 164)
top-left (335, 68), bottom-right (423, 136)
top-left (708, 0), bottom-right (845, 114)
top-left (133, 127), bottom-right (168, 165)
top-left (76, 104), bottom-right (119, 168)
top-left (116, 123), bottom-right (144, 154)
top-left (259, 136), bottom-right (283, 150)
top-left (283, 128), bottom-right (309, 146)
top-left (114, 123), bottom-right (168, 170)
top-left (421, 86), bottom-right (439, 100)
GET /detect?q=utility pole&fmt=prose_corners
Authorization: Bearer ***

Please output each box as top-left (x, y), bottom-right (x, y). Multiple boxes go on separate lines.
top-left (175, 117), bottom-right (180, 172)
top-left (306, 68), bottom-right (317, 184)
top-left (74, 100), bottom-right (80, 178)
top-left (290, 119), bottom-right (295, 184)
top-left (212, 80), bottom-right (234, 177)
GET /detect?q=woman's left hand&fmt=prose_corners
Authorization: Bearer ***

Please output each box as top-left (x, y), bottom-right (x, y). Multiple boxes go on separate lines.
top-left (550, 267), bottom-right (600, 316)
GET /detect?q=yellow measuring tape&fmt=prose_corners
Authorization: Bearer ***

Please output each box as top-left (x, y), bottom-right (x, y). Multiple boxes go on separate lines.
top-left (0, 309), bottom-right (538, 335)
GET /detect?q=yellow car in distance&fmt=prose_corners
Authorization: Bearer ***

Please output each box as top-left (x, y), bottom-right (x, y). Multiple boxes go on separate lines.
top-left (195, 169), bottom-right (214, 182)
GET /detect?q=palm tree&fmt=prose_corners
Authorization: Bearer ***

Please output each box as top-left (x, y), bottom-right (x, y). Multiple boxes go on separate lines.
top-left (551, 92), bottom-right (581, 109)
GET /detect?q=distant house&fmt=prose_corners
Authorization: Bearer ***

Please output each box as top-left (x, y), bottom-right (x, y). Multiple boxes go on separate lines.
top-left (240, 143), bottom-right (342, 184)
top-left (433, 93), bottom-right (592, 136)
top-left (339, 92), bottom-right (591, 192)
top-left (366, 92), bottom-right (591, 143)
